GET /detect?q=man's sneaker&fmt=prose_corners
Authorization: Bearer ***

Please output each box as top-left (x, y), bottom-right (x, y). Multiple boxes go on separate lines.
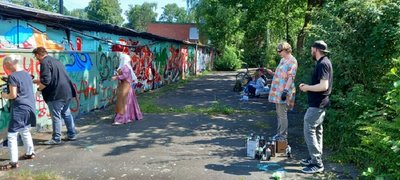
top-left (300, 158), bottom-right (312, 166)
top-left (302, 164), bottom-right (324, 174)
top-left (64, 136), bottom-right (77, 141)
top-left (39, 139), bottom-right (61, 145)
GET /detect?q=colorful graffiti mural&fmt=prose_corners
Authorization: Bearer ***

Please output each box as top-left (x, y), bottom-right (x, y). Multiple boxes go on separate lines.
top-left (0, 18), bottom-right (215, 135)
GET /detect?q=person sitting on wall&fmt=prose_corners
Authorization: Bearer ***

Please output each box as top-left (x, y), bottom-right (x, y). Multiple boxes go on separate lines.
top-left (32, 47), bottom-right (77, 145)
top-left (0, 55), bottom-right (36, 170)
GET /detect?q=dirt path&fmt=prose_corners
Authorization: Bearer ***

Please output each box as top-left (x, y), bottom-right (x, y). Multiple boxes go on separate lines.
top-left (0, 71), bottom-right (357, 179)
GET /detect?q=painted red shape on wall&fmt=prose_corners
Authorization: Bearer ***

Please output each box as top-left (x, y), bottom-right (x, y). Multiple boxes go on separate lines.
top-left (76, 37), bottom-right (82, 51)
top-left (69, 84), bottom-right (80, 113)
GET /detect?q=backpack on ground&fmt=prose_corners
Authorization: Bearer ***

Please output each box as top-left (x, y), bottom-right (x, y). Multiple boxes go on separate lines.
top-left (233, 80), bottom-right (243, 92)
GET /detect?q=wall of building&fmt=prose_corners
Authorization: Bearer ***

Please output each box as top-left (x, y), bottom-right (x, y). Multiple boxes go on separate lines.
top-left (147, 23), bottom-right (198, 42)
top-left (0, 18), bottom-right (215, 135)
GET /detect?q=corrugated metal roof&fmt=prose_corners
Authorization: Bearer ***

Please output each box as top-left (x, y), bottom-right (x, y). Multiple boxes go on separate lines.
top-left (0, 1), bottom-right (192, 45)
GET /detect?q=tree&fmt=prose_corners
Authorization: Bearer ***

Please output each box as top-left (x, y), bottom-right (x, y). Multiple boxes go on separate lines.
top-left (159, 3), bottom-right (187, 23)
top-left (195, 0), bottom-right (243, 51)
top-left (6, 0), bottom-right (68, 13)
top-left (296, 0), bottom-right (323, 53)
top-left (125, 3), bottom-right (157, 32)
top-left (69, 9), bottom-right (88, 20)
top-left (187, 0), bottom-right (199, 12)
top-left (85, 0), bottom-right (123, 26)
top-left (195, 0), bottom-right (308, 66)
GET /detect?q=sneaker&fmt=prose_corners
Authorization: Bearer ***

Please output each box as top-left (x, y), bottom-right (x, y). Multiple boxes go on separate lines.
top-left (64, 136), bottom-right (77, 141)
top-left (300, 158), bottom-right (312, 166)
top-left (112, 122), bottom-right (123, 126)
top-left (39, 139), bottom-right (61, 145)
top-left (302, 164), bottom-right (324, 174)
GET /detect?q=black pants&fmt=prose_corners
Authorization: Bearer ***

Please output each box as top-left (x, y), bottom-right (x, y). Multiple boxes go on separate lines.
top-left (247, 86), bottom-right (256, 97)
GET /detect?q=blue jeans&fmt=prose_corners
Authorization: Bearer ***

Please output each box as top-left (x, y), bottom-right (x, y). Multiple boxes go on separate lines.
top-left (47, 99), bottom-right (76, 142)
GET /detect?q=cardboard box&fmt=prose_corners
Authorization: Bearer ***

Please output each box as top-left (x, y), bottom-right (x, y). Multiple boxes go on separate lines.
top-left (246, 139), bottom-right (258, 158)
top-left (276, 140), bottom-right (287, 153)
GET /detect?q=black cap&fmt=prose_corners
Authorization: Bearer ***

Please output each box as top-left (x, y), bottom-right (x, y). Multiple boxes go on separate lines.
top-left (312, 40), bottom-right (330, 53)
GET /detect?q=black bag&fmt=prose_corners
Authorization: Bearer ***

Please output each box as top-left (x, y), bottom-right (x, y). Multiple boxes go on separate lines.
top-left (233, 80), bottom-right (243, 92)
top-left (247, 85), bottom-right (256, 97)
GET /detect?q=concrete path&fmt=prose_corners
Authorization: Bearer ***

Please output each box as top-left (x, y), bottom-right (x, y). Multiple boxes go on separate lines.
top-left (0, 71), bottom-right (357, 179)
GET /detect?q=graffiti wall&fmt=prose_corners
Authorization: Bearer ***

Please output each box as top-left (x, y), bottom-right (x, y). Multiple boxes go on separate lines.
top-left (0, 18), bottom-right (215, 134)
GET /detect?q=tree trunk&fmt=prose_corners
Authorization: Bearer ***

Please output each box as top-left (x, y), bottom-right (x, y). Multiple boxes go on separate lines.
top-left (296, 0), bottom-right (323, 54)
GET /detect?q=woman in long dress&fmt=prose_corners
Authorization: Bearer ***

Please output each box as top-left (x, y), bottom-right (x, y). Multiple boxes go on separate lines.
top-left (111, 53), bottom-right (143, 125)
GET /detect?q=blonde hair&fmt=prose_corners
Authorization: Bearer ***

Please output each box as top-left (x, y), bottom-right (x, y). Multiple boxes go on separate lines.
top-left (277, 42), bottom-right (292, 53)
top-left (3, 55), bottom-right (21, 65)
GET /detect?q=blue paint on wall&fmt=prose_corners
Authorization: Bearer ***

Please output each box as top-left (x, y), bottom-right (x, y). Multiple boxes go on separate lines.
top-left (66, 53), bottom-right (93, 72)
top-left (5, 26), bottom-right (33, 44)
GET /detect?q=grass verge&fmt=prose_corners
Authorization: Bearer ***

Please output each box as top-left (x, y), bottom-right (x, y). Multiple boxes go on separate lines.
top-left (4, 170), bottom-right (65, 180)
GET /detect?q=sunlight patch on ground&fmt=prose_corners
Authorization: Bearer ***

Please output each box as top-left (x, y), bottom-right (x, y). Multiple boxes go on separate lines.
top-left (173, 113), bottom-right (189, 117)
top-left (247, 118), bottom-right (254, 122)
top-left (210, 115), bottom-right (232, 121)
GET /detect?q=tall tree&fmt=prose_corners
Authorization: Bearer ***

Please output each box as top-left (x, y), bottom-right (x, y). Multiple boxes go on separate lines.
top-left (69, 9), bottom-right (88, 20)
top-left (187, 0), bottom-right (199, 13)
top-left (125, 2), bottom-right (157, 32)
top-left (159, 3), bottom-right (187, 23)
top-left (296, 0), bottom-right (323, 53)
top-left (195, 0), bottom-right (243, 51)
top-left (85, 0), bottom-right (123, 25)
top-left (6, 0), bottom-right (68, 13)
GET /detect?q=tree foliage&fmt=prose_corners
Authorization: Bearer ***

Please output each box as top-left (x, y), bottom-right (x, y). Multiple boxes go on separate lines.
top-left (85, 0), bottom-right (123, 25)
top-left (159, 3), bottom-right (188, 23)
top-left (214, 46), bottom-right (241, 70)
top-left (305, 0), bottom-right (400, 178)
top-left (69, 9), bottom-right (88, 20)
top-left (195, 0), bottom-right (243, 51)
top-left (125, 2), bottom-right (157, 32)
top-left (195, 0), bottom-right (308, 67)
top-left (6, 0), bottom-right (68, 13)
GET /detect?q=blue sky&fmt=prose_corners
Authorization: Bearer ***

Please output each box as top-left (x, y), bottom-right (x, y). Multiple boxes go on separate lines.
top-left (64, 0), bottom-right (187, 22)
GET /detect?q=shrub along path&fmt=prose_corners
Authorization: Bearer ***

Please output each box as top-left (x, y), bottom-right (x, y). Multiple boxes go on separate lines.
top-left (0, 71), bottom-right (358, 179)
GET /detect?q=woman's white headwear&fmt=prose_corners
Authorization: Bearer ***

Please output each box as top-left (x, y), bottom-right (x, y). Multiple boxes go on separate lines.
top-left (117, 53), bottom-right (137, 82)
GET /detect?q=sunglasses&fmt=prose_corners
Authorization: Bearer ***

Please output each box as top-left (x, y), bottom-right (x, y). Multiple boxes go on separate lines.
top-left (277, 49), bottom-right (283, 53)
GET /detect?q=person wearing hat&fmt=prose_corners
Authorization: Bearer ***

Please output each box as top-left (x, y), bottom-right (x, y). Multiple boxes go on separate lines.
top-left (299, 40), bottom-right (333, 173)
top-left (267, 42), bottom-right (298, 141)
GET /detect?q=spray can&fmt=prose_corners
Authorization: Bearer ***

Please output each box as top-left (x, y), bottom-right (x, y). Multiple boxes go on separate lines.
top-left (270, 141), bottom-right (276, 157)
top-left (286, 145), bottom-right (292, 158)
top-left (266, 147), bottom-right (271, 161)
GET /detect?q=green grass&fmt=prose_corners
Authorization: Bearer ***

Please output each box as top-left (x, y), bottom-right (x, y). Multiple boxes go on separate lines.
top-left (137, 72), bottom-right (260, 115)
top-left (139, 97), bottom-right (243, 115)
top-left (5, 170), bottom-right (65, 180)
top-left (254, 120), bottom-right (270, 129)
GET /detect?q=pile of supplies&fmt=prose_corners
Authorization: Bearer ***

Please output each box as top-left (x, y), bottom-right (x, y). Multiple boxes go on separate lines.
top-left (246, 133), bottom-right (291, 161)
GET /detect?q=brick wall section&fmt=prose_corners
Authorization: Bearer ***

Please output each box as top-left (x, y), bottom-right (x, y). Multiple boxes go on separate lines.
top-left (147, 23), bottom-right (197, 42)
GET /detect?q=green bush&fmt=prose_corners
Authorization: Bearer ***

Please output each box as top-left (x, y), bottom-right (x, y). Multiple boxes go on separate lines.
top-left (302, 0), bottom-right (400, 178)
top-left (354, 64), bottom-right (400, 178)
top-left (214, 46), bottom-right (241, 71)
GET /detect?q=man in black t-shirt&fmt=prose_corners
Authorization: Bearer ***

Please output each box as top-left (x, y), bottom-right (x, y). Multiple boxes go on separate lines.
top-left (32, 47), bottom-right (77, 145)
top-left (299, 41), bottom-right (333, 174)
top-left (0, 55), bottom-right (36, 170)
